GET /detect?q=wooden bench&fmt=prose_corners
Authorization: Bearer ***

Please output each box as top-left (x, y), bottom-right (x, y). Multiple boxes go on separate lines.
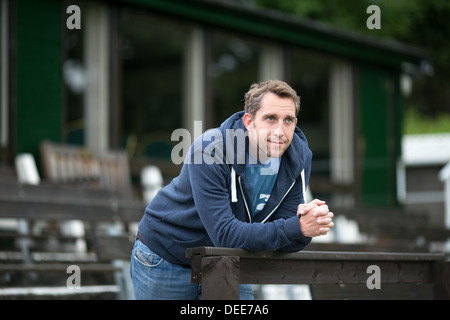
top-left (0, 181), bottom-right (145, 252)
top-left (0, 178), bottom-right (146, 299)
top-left (40, 140), bottom-right (133, 193)
top-left (186, 246), bottom-right (450, 300)
top-left (0, 142), bottom-right (147, 298)
top-left (38, 141), bottom-right (144, 258)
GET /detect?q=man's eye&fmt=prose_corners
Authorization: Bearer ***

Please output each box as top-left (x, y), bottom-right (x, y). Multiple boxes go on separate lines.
top-left (285, 118), bottom-right (294, 124)
top-left (266, 116), bottom-right (274, 121)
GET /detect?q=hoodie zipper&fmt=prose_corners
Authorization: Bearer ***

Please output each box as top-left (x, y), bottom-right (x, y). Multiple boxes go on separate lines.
top-left (238, 176), bottom-right (296, 224)
top-left (261, 180), bottom-right (296, 223)
top-left (238, 176), bottom-right (252, 223)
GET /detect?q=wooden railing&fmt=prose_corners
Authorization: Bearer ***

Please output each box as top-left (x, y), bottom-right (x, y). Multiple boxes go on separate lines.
top-left (186, 247), bottom-right (450, 300)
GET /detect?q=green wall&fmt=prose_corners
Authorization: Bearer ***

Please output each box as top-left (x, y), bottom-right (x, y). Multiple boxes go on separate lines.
top-left (359, 64), bottom-right (402, 207)
top-left (15, 0), bottom-right (62, 157)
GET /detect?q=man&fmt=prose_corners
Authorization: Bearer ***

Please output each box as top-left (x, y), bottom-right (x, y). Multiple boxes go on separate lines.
top-left (130, 80), bottom-right (334, 300)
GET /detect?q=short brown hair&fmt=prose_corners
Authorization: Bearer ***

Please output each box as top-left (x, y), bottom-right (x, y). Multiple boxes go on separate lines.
top-left (244, 80), bottom-right (300, 117)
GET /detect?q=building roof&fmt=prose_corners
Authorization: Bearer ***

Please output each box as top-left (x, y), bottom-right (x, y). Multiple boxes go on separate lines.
top-left (125, 0), bottom-right (429, 69)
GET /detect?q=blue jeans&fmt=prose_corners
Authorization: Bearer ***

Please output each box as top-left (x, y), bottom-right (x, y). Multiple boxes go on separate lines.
top-left (130, 237), bottom-right (254, 300)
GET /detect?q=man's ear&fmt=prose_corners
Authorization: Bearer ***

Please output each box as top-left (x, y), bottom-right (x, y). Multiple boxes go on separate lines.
top-left (243, 113), bottom-right (253, 130)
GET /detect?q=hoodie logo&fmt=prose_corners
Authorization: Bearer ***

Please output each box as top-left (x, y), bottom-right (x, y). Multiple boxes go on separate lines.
top-left (255, 194), bottom-right (271, 212)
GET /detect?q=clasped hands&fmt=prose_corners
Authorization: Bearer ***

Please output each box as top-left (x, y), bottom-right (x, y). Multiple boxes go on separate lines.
top-left (297, 199), bottom-right (334, 238)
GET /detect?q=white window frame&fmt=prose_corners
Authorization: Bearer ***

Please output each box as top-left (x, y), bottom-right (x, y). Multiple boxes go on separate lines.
top-left (84, 2), bottom-right (110, 152)
top-left (1, 0), bottom-right (9, 148)
top-left (329, 62), bottom-right (355, 207)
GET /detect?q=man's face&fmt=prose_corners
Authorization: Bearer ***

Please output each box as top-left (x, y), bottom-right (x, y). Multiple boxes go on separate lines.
top-left (243, 91), bottom-right (297, 161)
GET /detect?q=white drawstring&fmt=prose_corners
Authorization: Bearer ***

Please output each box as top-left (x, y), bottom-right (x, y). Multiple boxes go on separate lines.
top-left (231, 167), bottom-right (238, 202)
top-left (300, 169), bottom-right (307, 204)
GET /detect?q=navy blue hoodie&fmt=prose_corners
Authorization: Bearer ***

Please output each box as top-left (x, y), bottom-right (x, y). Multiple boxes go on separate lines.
top-left (137, 111), bottom-right (312, 266)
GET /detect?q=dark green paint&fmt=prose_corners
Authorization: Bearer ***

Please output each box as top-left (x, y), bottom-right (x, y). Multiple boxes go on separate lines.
top-left (15, 0), bottom-right (62, 157)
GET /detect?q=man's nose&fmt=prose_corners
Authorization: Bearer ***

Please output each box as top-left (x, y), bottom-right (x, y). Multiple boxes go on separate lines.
top-left (272, 125), bottom-right (284, 137)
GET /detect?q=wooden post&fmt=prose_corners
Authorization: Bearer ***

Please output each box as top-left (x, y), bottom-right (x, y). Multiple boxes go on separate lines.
top-left (201, 256), bottom-right (240, 300)
top-left (432, 261), bottom-right (450, 299)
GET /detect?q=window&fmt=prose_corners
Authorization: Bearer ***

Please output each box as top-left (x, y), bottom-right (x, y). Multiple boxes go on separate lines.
top-left (120, 9), bottom-right (188, 160)
top-left (62, 0), bottom-right (86, 145)
top-left (209, 31), bottom-right (262, 127)
top-left (288, 49), bottom-right (333, 200)
top-left (0, 0), bottom-right (9, 160)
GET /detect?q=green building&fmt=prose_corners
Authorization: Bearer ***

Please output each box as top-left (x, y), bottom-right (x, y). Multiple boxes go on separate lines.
top-left (0, 0), bottom-right (429, 208)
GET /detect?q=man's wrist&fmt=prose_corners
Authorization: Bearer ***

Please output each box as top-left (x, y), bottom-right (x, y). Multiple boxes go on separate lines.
top-left (284, 215), bottom-right (309, 240)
